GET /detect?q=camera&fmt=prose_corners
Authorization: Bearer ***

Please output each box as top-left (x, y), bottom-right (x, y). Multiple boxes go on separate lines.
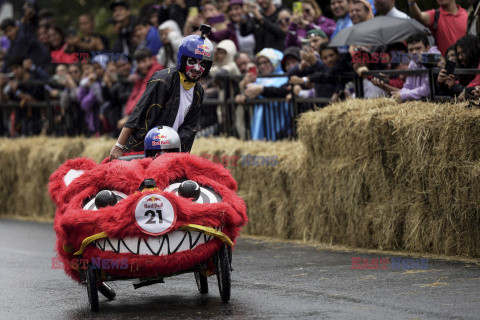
top-left (199, 24), bottom-right (211, 39)
top-left (420, 53), bottom-right (442, 68)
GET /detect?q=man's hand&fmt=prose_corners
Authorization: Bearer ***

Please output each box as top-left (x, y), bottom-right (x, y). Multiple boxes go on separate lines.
top-left (244, 2), bottom-right (261, 20)
top-left (301, 48), bottom-right (317, 66)
top-left (290, 75), bottom-right (305, 85)
top-left (390, 90), bottom-right (402, 103)
top-left (293, 84), bottom-right (302, 96)
top-left (437, 69), bottom-right (448, 85)
top-left (109, 144), bottom-right (124, 161)
top-left (235, 94), bottom-right (246, 104)
top-left (330, 93), bottom-right (340, 103)
top-left (445, 74), bottom-right (455, 88)
top-left (244, 83), bottom-right (264, 99)
top-left (473, 86), bottom-right (480, 98)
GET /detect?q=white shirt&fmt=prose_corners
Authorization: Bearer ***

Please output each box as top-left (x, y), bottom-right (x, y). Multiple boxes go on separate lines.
top-left (173, 84), bottom-right (194, 131)
top-left (386, 7), bottom-right (410, 20)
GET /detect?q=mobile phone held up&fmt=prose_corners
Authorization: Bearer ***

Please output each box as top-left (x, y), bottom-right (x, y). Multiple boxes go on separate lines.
top-left (293, 2), bottom-right (302, 15)
top-left (445, 60), bottom-right (456, 75)
top-left (301, 38), bottom-right (310, 51)
top-left (248, 65), bottom-right (257, 77)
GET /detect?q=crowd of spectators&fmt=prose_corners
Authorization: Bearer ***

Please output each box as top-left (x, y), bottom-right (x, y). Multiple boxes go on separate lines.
top-left (0, 0), bottom-right (480, 140)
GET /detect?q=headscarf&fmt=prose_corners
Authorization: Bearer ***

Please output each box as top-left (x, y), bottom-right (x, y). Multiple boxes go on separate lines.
top-left (251, 48), bottom-right (290, 141)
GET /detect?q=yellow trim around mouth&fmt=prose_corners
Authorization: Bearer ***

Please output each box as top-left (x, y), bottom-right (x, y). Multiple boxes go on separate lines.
top-left (73, 232), bottom-right (109, 256)
top-left (179, 224), bottom-right (234, 247)
top-left (70, 225), bottom-right (233, 256)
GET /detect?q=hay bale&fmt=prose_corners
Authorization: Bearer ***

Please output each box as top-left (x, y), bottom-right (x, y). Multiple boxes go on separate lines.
top-left (193, 137), bottom-right (306, 238)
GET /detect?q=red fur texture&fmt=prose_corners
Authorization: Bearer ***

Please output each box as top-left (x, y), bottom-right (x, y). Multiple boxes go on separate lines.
top-left (49, 153), bottom-right (248, 282)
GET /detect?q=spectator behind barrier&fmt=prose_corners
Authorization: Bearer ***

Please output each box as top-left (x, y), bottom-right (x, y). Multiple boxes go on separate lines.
top-left (1, 18), bottom-right (51, 73)
top-left (437, 35), bottom-right (480, 101)
top-left (118, 48), bottom-right (164, 128)
top-left (240, 0), bottom-right (286, 54)
top-left (110, 0), bottom-right (137, 57)
top-left (19, 0), bottom-right (39, 40)
top-left (330, 0), bottom-right (353, 39)
top-left (65, 13), bottom-right (109, 54)
top-left (391, 33), bottom-right (440, 103)
top-left (374, 0), bottom-right (409, 19)
top-left (276, 8), bottom-right (293, 36)
top-left (243, 46), bottom-right (300, 101)
top-left (133, 18), bottom-right (162, 56)
top-left (290, 42), bottom-right (353, 103)
top-left (408, 0), bottom-right (468, 56)
top-left (0, 56), bottom-right (46, 136)
top-left (244, 48), bottom-right (290, 141)
top-left (157, 20), bottom-right (183, 68)
top-left (209, 0), bottom-right (256, 56)
top-left (48, 25), bottom-right (78, 65)
top-left (284, 0), bottom-right (336, 48)
top-left (370, 42), bottom-right (409, 95)
top-left (157, 0), bottom-right (189, 31)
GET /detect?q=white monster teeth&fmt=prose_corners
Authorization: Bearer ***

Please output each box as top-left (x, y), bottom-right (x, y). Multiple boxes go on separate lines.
top-left (95, 230), bottom-right (214, 256)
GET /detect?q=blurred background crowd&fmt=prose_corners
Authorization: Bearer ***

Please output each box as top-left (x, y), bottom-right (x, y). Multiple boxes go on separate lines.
top-left (0, 0), bottom-right (479, 140)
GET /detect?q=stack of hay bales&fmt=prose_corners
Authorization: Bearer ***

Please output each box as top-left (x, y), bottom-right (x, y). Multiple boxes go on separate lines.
top-left (0, 137), bottom-right (112, 220)
top-left (297, 98), bottom-right (480, 257)
top-left (192, 138), bottom-right (305, 238)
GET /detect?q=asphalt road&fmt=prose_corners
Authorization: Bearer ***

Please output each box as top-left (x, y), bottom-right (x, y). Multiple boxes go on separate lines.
top-left (1, 218), bottom-right (480, 320)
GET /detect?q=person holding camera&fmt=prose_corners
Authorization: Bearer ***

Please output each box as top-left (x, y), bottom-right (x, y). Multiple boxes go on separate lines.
top-left (437, 35), bottom-right (480, 101)
top-left (390, 33), bottom-right (440, 103)
top-left (239, 0), bottom-right (285, 54)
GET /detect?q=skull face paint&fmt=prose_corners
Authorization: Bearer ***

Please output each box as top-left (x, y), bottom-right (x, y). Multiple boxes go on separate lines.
top-left (185, 57), bottom-right (207, 81)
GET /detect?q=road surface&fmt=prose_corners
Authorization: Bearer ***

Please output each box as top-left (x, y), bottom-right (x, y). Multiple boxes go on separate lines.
top-left (1, 218), bottom-right (479, 319)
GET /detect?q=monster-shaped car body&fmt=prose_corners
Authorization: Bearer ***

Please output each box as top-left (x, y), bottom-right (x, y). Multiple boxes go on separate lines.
top-left (49, 153), bottom-right (248, 311)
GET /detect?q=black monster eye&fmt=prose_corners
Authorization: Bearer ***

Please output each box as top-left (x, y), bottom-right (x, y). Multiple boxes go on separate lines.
top-left (200, 61), bottom-right (208, 68)
top-left (164, 180), bottom-right (222, 203)
top-left (178, 180), bottom-right (201, 201)
top-left (83, 190), bottom-right (127, 210)
top-left (95, 190), bottom-right (117, 208)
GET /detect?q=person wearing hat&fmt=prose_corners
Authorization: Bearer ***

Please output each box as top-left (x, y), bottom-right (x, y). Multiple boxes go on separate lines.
top-left (209, 0), bottom-right (255, 55)
top-left (306, 29), bottom-right (328, 54)
top-left (111, 0), bottom-right (137, 57)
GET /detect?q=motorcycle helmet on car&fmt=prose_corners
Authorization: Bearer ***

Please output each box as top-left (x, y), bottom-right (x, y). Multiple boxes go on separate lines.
top-left (144, 126), bottom-right (181, 158)
top-left (177, 24), bottom-right (214, 80)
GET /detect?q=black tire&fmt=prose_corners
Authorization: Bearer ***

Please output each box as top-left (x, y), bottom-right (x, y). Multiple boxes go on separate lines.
top-left (86, 265), bottom-right (99, 312)
top-left (194, 271), bottom-right (209, 294)
top-left (216, 243), bottom-right (231, 303)
top-left (98, 282), bottom-right (116, 301)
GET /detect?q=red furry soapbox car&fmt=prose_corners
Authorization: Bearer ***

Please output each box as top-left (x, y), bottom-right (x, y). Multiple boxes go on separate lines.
top-left (49, 152), bottom-right (248, 312)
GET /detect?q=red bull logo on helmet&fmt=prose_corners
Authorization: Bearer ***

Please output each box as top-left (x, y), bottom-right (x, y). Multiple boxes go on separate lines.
top-left (195, 44), bottom-right (211, 57)
top-left (153, 134), bottom-right (167, 140)
top-left (152, 140), bottom-right (170, 146)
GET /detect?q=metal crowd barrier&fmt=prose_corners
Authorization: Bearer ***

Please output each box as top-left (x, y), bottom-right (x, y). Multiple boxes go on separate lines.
top-left (2, 68), bottom-right (479, 139)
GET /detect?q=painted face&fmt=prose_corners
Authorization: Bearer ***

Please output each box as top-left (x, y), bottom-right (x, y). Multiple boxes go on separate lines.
top-left (186, 57), bottom-right (207, 81)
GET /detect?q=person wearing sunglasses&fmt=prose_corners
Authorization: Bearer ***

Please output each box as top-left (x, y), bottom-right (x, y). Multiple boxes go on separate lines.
top-left (284, 0), bottom-right (336, 48)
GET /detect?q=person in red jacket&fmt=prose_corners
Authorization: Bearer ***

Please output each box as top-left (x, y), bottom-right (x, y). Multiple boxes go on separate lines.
top-left (117, 48), bottom-right (164, 128)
